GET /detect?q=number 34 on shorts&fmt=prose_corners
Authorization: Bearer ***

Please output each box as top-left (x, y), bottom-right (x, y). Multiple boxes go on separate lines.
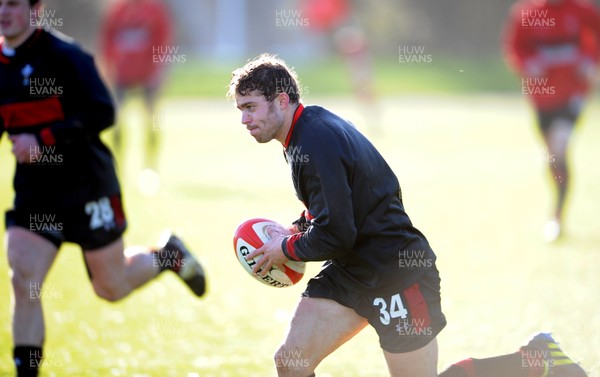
top-left (373, 293), bottom-right (407, 325)
top-left (371, 283), bottom-right (436, 336)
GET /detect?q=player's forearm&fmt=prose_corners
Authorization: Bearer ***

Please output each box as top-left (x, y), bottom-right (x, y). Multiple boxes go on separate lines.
top-left (36, 105), bottom-right (114, 147)
top-left (282, 222), bottom-right (357, 262)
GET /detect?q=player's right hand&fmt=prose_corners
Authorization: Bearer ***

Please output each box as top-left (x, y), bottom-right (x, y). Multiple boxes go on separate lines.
top-left (245, 229), bottom-right (289, 277)
top-left (9, 134), bottom-right (40, 164)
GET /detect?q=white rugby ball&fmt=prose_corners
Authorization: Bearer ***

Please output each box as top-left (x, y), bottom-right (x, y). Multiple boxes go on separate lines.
top-left (233, 218), bottom-right (305, 287)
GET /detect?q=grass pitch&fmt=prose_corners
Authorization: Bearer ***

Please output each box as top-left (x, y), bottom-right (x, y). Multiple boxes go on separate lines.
top-left (0, 94), bottom-right (599, 376)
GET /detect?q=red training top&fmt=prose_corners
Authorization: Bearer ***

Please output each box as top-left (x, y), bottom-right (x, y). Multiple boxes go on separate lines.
top-left (100, 0), bottom-right (173, 87)
top-left (503, 0), bottom-right (600, 110)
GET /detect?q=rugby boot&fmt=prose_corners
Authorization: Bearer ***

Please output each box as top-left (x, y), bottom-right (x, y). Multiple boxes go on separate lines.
top-left (520, 332), bottom-right (587, 377)
top-left (157, 231), bottom-right (207, 297)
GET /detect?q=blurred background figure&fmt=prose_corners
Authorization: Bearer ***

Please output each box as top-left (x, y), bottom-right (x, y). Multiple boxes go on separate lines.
top-left (99, 0), bottom-right (173, 185)
top-left (503, 0), bottom-right (600, 242)
top-left (300, 0), bottom-right (382, 134)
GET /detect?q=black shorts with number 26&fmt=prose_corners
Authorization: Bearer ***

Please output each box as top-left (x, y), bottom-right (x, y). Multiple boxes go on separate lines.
top-left (5, 192), bottom-right (127, 251)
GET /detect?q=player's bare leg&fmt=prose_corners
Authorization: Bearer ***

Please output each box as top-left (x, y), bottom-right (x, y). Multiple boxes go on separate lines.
top-left (438, 332), bottom-right (587, 377)
top-left (542, 118), bottom-right (573, 241)
top-left (136, 81), bottom-right (163, 196)
top-left (142, 75), bottom-right (164, 172)
top-left (7, 227), bottom-right (58, 344)
top-left (84, 237), bottom-right (158, 301)
top-left (7, 226), bottom-right (59, 376)
top-left (275, 297), bottom-right (368, 377)
top-left (384, 339), bottom-right (438, 377)
top-left (84, 233), bottom-right (206, 301)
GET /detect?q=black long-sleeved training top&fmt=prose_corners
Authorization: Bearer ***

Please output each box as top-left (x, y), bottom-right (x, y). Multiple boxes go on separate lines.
top-left (0, 29), bottom-right (119, 207)
top-left (281, 104), bottom-right (437, 291)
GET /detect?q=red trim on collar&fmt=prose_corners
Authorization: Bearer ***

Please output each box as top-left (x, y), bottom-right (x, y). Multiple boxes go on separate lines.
top-left (0, 37), bottom-right (9, 64)
top-left (284, 103), bottom-right (304, 148)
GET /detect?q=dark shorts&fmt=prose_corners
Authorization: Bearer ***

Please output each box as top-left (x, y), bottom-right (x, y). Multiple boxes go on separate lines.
top-left (5, 193), bottom-right (127, 251)
top-left (536, 99), bottom-right (583, 133)
top-left (302, 265), bottom-right (446, 353)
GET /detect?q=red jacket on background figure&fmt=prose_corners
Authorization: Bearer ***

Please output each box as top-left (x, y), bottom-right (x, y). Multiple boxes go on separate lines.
top-left (503, 0), bottom-right (600, 110)
top-left (100, 0), bottom-right (173, 88)
top-left (301, 0), bottom-right (350, 32)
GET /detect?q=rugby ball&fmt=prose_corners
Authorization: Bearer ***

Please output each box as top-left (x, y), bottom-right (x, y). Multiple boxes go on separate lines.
top-left (233, 218), bottom-right (305, 287)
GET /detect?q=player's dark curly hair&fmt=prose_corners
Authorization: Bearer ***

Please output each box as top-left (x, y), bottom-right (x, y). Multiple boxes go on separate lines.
top-left (30, 0), bottom-right (41, 5)
top-left (228, 53), bottom-right (302, 104)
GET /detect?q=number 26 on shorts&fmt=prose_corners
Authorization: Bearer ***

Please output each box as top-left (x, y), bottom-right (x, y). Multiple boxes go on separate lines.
top-left (373, 293), bottom-right (408, 325)
top-left (85, 197), bottom-right (115, 230)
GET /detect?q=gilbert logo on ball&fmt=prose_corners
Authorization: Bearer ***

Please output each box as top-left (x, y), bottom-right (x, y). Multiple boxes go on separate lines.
top-left (233, 218), bottom-right (305, 287)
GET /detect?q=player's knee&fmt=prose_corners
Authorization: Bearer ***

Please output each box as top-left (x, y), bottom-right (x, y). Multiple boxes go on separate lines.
top-left (8, 254), bottom-right (30, 285)
top-left (9, 270), bottom-right (33, 300)
top-left (8, 240), bottom-right (28, 272)
top-left (8, 248), bottom-right (38, 299)
top-left (92, 280), bottom-right (127, 302)
top-left (274, 345), bottom-right (314, 377)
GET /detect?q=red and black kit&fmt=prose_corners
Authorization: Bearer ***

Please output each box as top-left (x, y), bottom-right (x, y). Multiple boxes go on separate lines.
top-left (504, 0), bottom-right (600, 129)
top-left (0, 29), bottom-right (125, 249)
top-left (281, 104), bottom-right (446, 352)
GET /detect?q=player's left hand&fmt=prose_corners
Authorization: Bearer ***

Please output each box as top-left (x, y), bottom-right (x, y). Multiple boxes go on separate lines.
top-left (246, 225), bottom-right (290, 277)
top-left (9, 134), bottom-right (40, 164)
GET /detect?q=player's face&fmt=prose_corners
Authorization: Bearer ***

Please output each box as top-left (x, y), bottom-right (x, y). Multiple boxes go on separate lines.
top-left (236, 92), bottom-right (285, 144)
top-left (0, 0), bottom-right (35, 44)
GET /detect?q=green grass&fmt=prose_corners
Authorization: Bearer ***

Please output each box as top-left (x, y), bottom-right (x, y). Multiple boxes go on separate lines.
top-left (1, 94), bottom-right (600, 376)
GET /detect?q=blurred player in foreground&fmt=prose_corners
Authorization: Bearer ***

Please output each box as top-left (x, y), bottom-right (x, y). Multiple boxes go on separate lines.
top-left (100, 0), bottom-right (173, 175)
top-left (503, 0), bottom-right (600, 242)
top-left (0, 1), bottom-right (205, 375)
top-left (228, 53), bottom-right (587, 377)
